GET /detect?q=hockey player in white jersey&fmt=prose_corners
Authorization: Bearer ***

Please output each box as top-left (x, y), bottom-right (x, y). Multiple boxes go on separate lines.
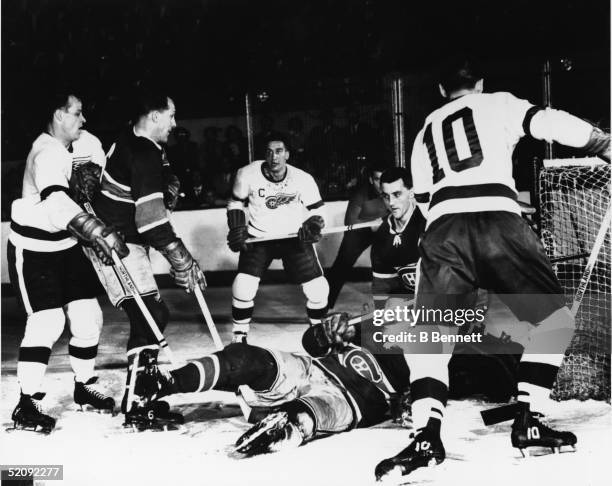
top-left (227, 136), bottom-right (329, 342)
top-left (7, 91), bottom-right (128, 433)
top-left (375, 59), bottom-right (610, 481)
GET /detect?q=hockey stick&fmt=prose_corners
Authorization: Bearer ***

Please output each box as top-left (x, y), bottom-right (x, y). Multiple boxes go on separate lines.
top-left (83, 202), bottom-right (177, 366)
top-left (245, 219), bottom-right (382, 244)
top-left (570, 203), bottom-right (610, 316)
top-left (482, 204), bottom-right (610, 426)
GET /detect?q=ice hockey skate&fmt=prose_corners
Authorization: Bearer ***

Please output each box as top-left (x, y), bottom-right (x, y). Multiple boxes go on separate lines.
top-left (375, 419), bottom-right (445, 482)
top-left (74, 377), bottom-right (115, 414)
top-left (511, 402), bottom-right (577, 457)
top-left (9, 392), bottom-right (56, 434)
top-left (234, 411), bottom-right (305, 456)
top-left (121, 349), bottom-right (184, 431)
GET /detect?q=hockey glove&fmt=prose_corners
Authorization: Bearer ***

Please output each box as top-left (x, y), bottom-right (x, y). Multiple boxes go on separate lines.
top-left (322, 312), bottom-right (355, 349)
top-left (67, 212), bottom-right (129, 265)
top-left (163, 172), bottom-right (181, 211)
top-left (69, 162), bottom-right (102, 205)
top-left (583, 126), bottom-right (610, 162)
top-left (227, 208), bottom-right (249, 252)
top-left (298, 215), bottom-right (325, 243)
top-left (160, 239), bottom-right (207, 293)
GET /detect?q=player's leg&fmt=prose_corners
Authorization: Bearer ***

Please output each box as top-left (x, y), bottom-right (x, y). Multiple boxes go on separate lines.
top-left (63, 246), bottom-right (114, 412)
top-left (7, 243), bottom-right (65, 432)
top-left (282, 240), bottom-right (329, 324)
top-left (231, 243), bottom-right (273, 342)
top-left (376, 215), bottom-right (477, 480)
top-left (483, 212), bottom-right (577, 452)
top-left (326, 229), bottom-right (373, 308)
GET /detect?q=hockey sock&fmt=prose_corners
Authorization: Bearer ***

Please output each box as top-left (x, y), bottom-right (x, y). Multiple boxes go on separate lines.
top-left (69, 337), bottom-right (98, 383)
top-left (410, 378), bottom-right (447, 430)
top-left (171, 356), bottom-right (220, 393)
top-left (232, 298), bottom-right (253, 335)
top-left (306, 303), bottom-right (328, 325)
top-left (17, 347), bottom-right (51, 395)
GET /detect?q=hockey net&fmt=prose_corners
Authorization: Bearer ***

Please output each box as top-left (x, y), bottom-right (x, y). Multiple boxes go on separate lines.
top-left (538, 158), bottom-right (611, 401)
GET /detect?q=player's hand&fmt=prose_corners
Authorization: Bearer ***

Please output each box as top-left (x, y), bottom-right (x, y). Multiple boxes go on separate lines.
top-left (160, 239), bottom-right (207, 293)
top-left (227, 226), bottom-right (249, 252)
top-left (67, 212), bottom-right (129, 265)
top-left (69, 162), bottom-right (101, 204)
top-left (93, 225), bottom-right (129, 265)
top-left (170, 260), bottom-right (207, 293)
top-left (164, 172), bottom-right (181, 211)
top-left (322, 312), bottom-right (355, 349)
top-left (298, 215), bottom-right (325, 243)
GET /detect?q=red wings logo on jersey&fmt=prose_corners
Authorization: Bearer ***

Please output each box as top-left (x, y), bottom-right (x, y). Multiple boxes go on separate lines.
top-left (265, 192), bottom-right (297, 209)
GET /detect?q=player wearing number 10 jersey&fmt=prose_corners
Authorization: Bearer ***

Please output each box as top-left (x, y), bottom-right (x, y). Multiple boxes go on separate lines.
top-left (374, 59), bottom-right (610, 481)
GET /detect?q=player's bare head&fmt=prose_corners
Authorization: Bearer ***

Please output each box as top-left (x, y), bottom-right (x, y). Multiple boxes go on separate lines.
top-left (380, 167), bottom-right (413, 220)
top-left (132, 88), bottom-right (176, 143)
top-left (368, 159), bottom-right (392, 195)
top-left (45, 90), bottom-right (85, 145)
top-left (439, 58), bottom-right (484, 99)
top-left (265, 137), bottom-right (290, 173)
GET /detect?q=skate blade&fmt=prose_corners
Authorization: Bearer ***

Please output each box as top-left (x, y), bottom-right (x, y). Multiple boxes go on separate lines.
top-left (6, 423), bottom-right (53, 435)
top-left (78, 404), bottom-right (116, 416)
top-left (516, 444), bottom-right (577, 458)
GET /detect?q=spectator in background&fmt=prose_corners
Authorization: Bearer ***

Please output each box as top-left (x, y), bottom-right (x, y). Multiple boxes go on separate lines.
top-left (198, 126), bottom-right (224, 205)
top-left (218, 125), bottom-right (248, 198)
top-left (325, 160), bottom-right (390, 308)
top-left (287, 116), bottom-right (307, 168)
top-left (167, 126), bottom-right (199, 208)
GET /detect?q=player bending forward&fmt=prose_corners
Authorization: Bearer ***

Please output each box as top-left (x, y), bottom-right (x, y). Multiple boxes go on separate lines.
top-left (8, 91), bottom-right (128, 433)
top-left (227, 136), bottom-right (329, 342)
top-left (374, 59), bottom-right (610, 481)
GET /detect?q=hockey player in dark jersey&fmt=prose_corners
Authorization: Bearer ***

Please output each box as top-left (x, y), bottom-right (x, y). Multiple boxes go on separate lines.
top-left (371, 167), bottom-right (425, 312)
top-left (89, 89), bottom-right (206, 429)
top-left (7, 91), bottom-right (128, 433)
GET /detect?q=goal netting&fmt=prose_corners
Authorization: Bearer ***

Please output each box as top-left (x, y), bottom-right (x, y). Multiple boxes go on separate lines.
top-left (538, 158), bottom-right (611, 401)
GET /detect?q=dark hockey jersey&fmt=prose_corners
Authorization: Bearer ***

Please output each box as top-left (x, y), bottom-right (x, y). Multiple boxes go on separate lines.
top-left (92, 129), bottom-right (176, 249)
top-left (303, 321), bottom-right (410, 428)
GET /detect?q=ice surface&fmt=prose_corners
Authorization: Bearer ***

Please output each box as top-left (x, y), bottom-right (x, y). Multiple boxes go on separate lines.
top-left (1, 285), bottom-right (610, 486)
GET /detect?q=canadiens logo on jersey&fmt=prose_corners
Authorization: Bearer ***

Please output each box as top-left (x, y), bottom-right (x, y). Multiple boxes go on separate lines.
top-left (341, 347), bottom-right (383, 384)
top-left (265, 192), bottom-right (297, 209)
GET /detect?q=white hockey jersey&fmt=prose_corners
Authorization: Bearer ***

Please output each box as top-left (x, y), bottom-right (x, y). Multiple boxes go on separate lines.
top-left (240, 160), bottom-right (324, 237)
top-left (9, 130), bottom-right (105, 252)
top-left (411, 92), bottom-right (533, 226)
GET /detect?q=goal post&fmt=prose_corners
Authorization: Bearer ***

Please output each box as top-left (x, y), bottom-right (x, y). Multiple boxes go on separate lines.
top-left (537, 157), bottom-right (611, 400)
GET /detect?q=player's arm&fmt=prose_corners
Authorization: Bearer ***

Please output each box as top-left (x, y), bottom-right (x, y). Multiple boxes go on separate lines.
top-left (132, 147), bottom-right (205, 292)
top-left (34, 148), bottom-right (127, 263)
top-left (299, 174), bottom-right (326, 243)
top-left (302, 313), bottom-right (358, 357)
top-left (344, 188), bottom-right (366, 225)
top-left (410, 130), bottom-right (433, 217)
top-left (526, 108), bottom-right (610, 162)
top-left (226, 166), bottom-right (250, 252)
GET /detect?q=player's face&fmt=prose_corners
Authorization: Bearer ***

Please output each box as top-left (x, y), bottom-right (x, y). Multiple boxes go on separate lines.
top-left (60, 96), bottom-right (85, 143)
top-left (381, 179), bottom-right (411, 219)
top-left (369, 170), bottom-right (383, 195)
top-left (265, 141), bottom-right (289, 173)
top-left (154, 98), bottom-right (177, 143)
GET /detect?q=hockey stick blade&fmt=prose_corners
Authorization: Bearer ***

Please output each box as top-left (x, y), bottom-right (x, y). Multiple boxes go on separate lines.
top-left (480, 403), bottom-right (521, 426)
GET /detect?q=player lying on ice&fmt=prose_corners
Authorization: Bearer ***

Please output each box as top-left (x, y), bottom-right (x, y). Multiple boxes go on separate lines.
top-left (133, 310), bottom-right (523, 473)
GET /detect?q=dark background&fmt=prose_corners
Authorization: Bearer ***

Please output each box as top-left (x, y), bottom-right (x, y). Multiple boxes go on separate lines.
top-left (1, 0), bottom-right (610, 209)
